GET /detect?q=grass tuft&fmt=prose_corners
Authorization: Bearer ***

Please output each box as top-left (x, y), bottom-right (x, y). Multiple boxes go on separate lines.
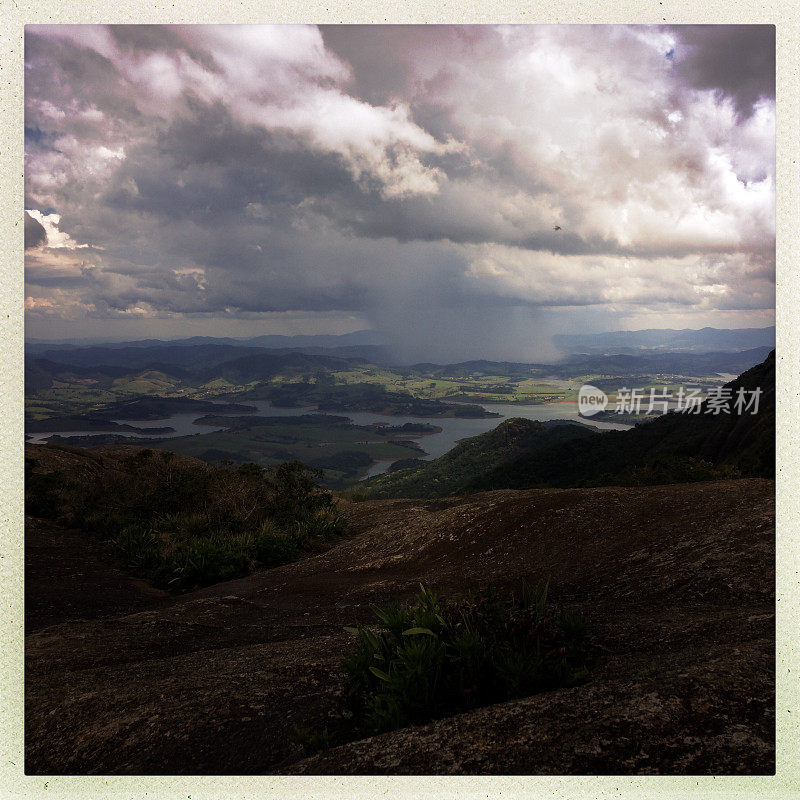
top-left (342, 582), bottom-right (593, 734)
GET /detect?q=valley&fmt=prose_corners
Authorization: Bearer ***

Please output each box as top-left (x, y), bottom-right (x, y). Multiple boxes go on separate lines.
top-left (26, 341), bottom-right (771, 485)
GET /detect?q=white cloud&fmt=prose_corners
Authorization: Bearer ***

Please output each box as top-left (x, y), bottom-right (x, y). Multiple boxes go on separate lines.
top-left (25, 210), bottom-right (89, 250)
top-left (27, 24), bottom-right (458, 201)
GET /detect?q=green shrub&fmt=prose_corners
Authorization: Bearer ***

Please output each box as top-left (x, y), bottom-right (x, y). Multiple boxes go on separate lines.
top-left (108, 523), bottom-right (162, 571)
top-left (173, 511), bottom-right (213, 541)
top-left (154, 534), bottom-right (251, 590)
top-left (616, 456), bottom-right (742, 486)
top-left (342, 490), bottom-right (369, 503)
top-left (342, 583), bottom-right (592, 734)
top-left (291, 507), bottom-right (349, 547)
top-left (254, 523), bottom-right (300, 567)
top-left (24, 459), bottom-right (61, 518)
top-left (267, 461), bottom-right (332, 524)
top-left (290, 725), bottom-right (333, 756)
top-left (26, 448), bottom-right (349, 591)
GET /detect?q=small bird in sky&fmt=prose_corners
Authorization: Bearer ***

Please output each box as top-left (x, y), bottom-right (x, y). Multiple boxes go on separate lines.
top-left (553, 225), bottom-right (562, 231)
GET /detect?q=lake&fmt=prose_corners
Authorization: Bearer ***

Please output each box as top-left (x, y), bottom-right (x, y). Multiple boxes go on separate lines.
top-left (27, 398), bottom-right (633, 475)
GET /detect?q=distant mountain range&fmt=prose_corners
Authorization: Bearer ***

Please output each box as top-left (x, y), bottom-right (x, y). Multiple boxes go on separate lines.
top-left (550, 347), bottom-right (773, 378)
top-left (553, 326), bottom-right (775, 355)
top-left (26, 329), bottom-right (384, 354)
top-left (27, 327), bottom-right (775, 372)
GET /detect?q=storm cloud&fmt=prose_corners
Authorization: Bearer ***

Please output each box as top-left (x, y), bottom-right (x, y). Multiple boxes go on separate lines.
top-left (24, 25), bottom-right (775, 357)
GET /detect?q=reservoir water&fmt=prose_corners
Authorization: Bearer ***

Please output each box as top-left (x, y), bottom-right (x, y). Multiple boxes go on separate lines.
top-left (27, 398), bottom-right (633, 475)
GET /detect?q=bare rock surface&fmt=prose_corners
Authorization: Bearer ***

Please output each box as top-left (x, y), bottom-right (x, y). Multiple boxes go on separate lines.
top-left (25, 516), bottom-right (170, 633)
top-left (25, 476), bottom-right (774, 774)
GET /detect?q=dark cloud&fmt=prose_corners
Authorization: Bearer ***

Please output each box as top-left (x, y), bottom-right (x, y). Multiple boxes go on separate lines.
top-left (320, 25), bottom-right (480, 108)
top-left (670, 25), bottom-right (775, 118)
top-left (23, 25), bottom-right (775, 353)
top-left (24, 211), bottom-right (47, 249)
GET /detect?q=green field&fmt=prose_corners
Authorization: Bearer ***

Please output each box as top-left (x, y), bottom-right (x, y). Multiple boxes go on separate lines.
top-left (26, 357), bottom-right (730, 422)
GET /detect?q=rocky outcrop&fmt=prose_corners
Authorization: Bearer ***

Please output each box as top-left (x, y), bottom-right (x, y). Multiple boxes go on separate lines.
top-left (25, 478), bottom-right (774, 774)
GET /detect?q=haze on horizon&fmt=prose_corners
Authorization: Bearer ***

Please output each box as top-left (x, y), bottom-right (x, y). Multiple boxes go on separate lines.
top-left (24, 25), bottom-right (775, 362)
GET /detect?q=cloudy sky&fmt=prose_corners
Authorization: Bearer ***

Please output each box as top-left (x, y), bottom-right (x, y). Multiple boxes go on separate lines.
top-left (24, 24), bottom-right (775, 359)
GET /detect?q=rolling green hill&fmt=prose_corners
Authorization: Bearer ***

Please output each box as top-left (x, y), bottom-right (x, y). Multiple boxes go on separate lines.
top-left (360, 418), bottom-right (597, 499)
top-left (467, 350), bottom-right (775, 492)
